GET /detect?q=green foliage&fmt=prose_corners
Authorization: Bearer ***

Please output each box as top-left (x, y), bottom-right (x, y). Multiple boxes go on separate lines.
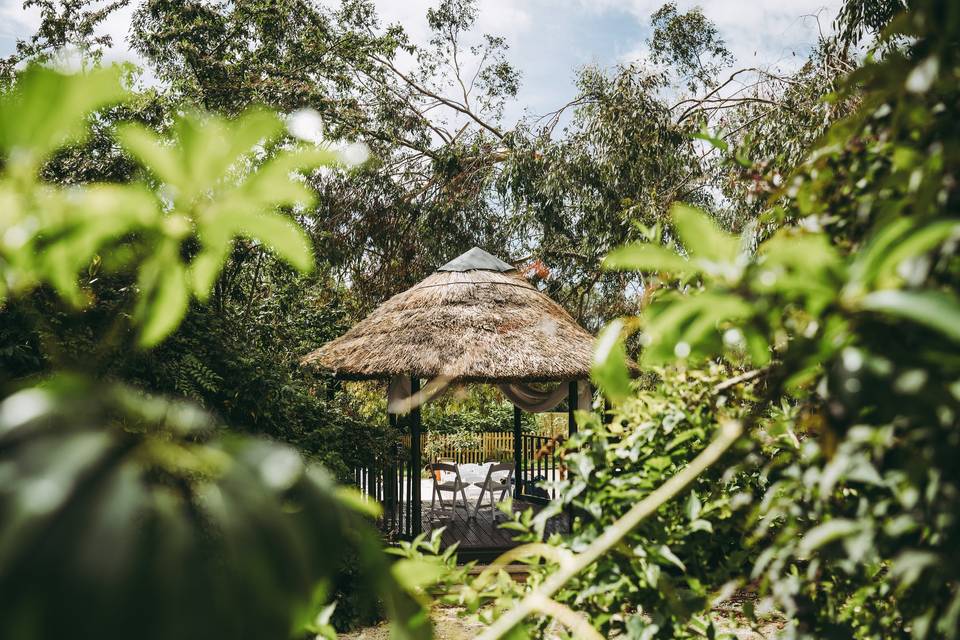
top-left (5, 1), bottom-right (960, 639)
top-left (411, 3), bottom-right (960, 639)
top-left (387, 528), bottom-right (471, 598)
top-left (423, 428), bottom-right (481, 462)
top-left (1, 64), bottom-right (328, 346)
top-left (439, 365), bottom-right (765, 639)
top-left (587, 1), bottom-right (960, 638)
top-left (648, 2), bottom-right (734, 92)
top-left (0, 65), bottom-right (429, 639)
top-left (551, 365), bottom-right (763, 638)
top-left (126, 0), bottom-right (522, 312)
top-left (0, 0), bottom-right (126, 82)
top-left (0, 378), bottom-right (420, 640)
top-left (501, 62), bottom-right (706, 328)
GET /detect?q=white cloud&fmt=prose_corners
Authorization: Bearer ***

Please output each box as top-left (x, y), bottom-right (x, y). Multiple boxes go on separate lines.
top-left (1, 0), bottom-right (42, 39)
top-left (374, 0), bottom-right (533, 44)
top-left (1, 0), bottom-right (142, 65)
top-left (607, 0), bottom-right (839, 73)
top-left (1, 0), bottom-right (841, 127)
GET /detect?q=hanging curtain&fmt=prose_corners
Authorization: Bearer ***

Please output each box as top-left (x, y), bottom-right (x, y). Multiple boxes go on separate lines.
top-left (386, 375), bottom-right (412, 414)
top-left (388, 376), bottom-right (592, 414)
top-left (497, 380), bottom-right (593, 413)
top-left (386, 375), bottom-right (451, 414)
top-left (577, 380), bottom-right (593, 413)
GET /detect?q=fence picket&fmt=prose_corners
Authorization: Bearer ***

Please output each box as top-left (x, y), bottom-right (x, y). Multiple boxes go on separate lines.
top-left (399, 429), bottom-right (561, 465)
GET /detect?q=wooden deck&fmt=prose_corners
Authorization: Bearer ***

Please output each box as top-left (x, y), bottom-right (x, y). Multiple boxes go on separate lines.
top-left (418, 499), bottom-right (569, 561)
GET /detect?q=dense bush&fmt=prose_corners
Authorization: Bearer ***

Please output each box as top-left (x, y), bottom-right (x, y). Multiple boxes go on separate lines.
top-left (571, 1), bottom-right (960, 638)
top-left (445, 365), bottom-right (771, 638)
top-left (552, 365), bottom-right (765, 637)
top-left (0, 65), bottom-right (428, 640)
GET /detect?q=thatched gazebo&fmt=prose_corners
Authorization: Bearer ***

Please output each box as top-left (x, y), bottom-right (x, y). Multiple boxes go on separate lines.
top-left (302, 247), bottom-right (596, 541)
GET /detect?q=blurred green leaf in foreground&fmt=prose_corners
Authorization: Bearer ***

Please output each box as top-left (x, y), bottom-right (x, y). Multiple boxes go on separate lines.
top-left (0, 64), bottom-right (423, 640)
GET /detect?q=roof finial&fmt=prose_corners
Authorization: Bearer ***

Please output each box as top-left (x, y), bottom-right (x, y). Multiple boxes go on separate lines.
top-left (437, 247), bottom-right (515, 272)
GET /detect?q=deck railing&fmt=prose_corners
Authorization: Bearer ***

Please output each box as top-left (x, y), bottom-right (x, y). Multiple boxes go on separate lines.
top-left (354, 423), bottom-right (571, 537)
top-left (517, 433), bottom-right (565, 503)
top-left (352, 442), bottom-right (417, 538)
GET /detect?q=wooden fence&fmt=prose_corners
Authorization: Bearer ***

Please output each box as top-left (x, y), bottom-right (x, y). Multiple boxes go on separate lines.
top-left (401, 431), bottom-right (515, 464)
top-left (400, 416), bottom-right (568, 465)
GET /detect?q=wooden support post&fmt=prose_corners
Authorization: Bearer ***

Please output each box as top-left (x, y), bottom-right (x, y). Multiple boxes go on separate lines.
top-left (410, 376), bottom-right (422, 535)
top-left (568, 380), bottom-right (579, 437)
top-left (513, 404), bottom-right (522, 500)
top-left (387, 412), bottom-right (397, 513)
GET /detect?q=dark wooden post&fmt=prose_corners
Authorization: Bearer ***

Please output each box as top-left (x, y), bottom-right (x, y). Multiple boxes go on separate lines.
top-left (568, 380), bottom-right (579, 437)
top-left (513, 404), bottom-right (522, 499)
top-left (410, 376), bottom-right (422, 535)
top-left (386, 412), bottom-right (397, 528)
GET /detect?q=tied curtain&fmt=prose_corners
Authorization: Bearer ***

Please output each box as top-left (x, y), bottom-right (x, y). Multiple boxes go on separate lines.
top-left (497, 381), bottom-right (592, 413)
top-left (387, 376), bottom-right (591, 414)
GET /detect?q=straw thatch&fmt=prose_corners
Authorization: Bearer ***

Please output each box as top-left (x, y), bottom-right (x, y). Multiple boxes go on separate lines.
top-left (301, 248), bottom-right (597, 383)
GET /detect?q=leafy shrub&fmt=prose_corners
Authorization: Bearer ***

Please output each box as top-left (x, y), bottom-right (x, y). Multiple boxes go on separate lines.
top-left (597, 1), bottom-right (960, 637)
top-left (448, 364), bottom-right (768, 638)
top-left (0, 378), bottom-right (414, 640)
top-left (0, 65), bottom-right (427, 640)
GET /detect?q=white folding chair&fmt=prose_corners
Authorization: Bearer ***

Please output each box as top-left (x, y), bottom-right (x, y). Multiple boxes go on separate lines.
top-left (429, 462), bottom-right (470, 520)
top-left (471, 462), bottom-right (514, 520)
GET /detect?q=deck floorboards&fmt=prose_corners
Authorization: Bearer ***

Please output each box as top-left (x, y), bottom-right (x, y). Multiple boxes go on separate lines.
top-left (417, 499), bottom-right (568, 553)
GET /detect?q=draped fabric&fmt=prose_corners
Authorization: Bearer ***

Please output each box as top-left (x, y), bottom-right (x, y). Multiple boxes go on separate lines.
top-left (577, 380), bottom-right (593, 414)
top-left (499, 381), bottom-right (593, 413)
top-left (496, 382), bottom-right (568, 413)
top-left (387, 375), bottom-right (451, 413)
top-left (386, 375), bottom-right (412, 414)
top-left (387, 375), bottom-right (592, 415)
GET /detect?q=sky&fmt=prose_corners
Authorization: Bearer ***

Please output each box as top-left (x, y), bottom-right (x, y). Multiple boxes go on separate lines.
top-left (1, 0), bottom-right (840, 128)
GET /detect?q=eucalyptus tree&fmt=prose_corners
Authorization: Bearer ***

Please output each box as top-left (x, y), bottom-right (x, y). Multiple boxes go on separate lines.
top-left (127, 0), bottom-right (521, 308)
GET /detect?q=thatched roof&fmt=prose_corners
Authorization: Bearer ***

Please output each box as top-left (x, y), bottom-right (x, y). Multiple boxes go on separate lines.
top-left (301, 248), bottom-right (596, 383)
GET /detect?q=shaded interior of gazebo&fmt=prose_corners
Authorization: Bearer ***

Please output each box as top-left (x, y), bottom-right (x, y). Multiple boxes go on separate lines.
top-left (302, 248), bottom-right (596, 560)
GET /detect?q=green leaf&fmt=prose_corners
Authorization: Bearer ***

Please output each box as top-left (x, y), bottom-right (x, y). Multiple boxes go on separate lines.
top-left (798, 519), bottom-right (860, 555)
top-left (138, 254), bottom-right (189, 347)
top-left (592, 319), bottom-right (632, 404)
top-left (889, 550), bottom-right (938, 590)
top-left (0, 64), bottom-right (128, 168)
top-left (671, 203), bottom-right (740, 264)
top-left (861, 289), bottom-right (960, 343)
top-left (873, 220), bottom-right (960, 288)
top-left (849, 217), bottom-right (914, 286)
top-left (189, 245), bottom-right (232, 301)
top-left (232, 210), bottom-right (314, 273)
top-left (336, 486), bottom-right (382, 519)
top-left (692, 129), bottom-right (728, 152)
top-left (690, 519), bottom-right (713, 533)
top-left (744, 329), bottom-right (771, 366)
top-left (603, 243), bottom-right (692, 275)
top-left (117, 122), bottom-right (186, 188)
top-left (224, 108), bottom-right (284, 162)
top-left (640, 292), bottom-right (752, 364)
top-left (646, 456), bottom-right (672, 471)
top-left (685, 491), bottom-right (702, 521)
top-left (391, 558), bottom-right (448, 593)
top-left (657, 544), bottom-right (686, 572)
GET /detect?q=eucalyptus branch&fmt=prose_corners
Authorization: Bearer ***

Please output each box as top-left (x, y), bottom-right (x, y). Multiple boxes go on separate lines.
top-left (474, 419), bottom-right (744, 640)
top-left (371, 54), bottom-right (504, 139)
top-left (673, 66), bottom-right (799, 123)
